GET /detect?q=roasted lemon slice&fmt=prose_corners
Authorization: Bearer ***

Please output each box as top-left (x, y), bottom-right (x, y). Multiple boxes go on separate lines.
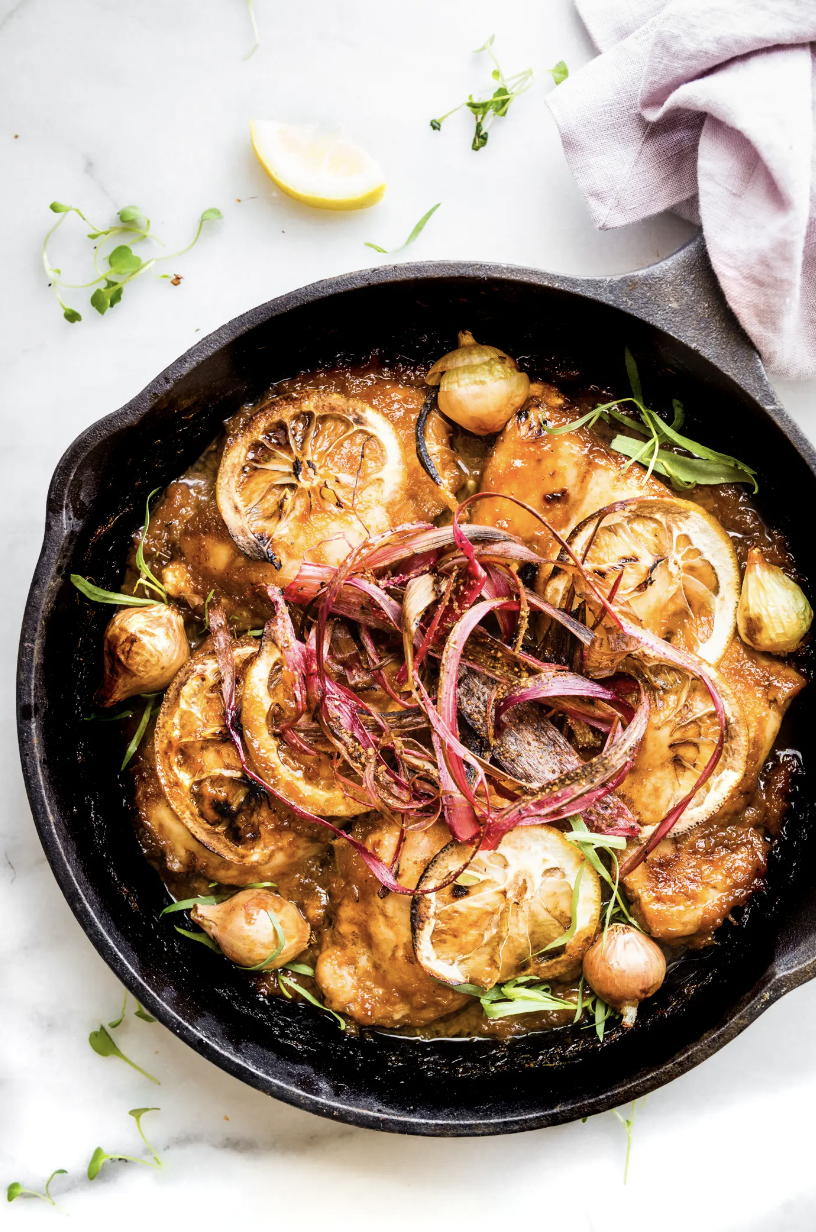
top-left (546, 497), bottom-right (739, 665)
top-left (217, 391), bottom-right (407, 582)
top-left (617, 652), bottom-right (748, 839)
top-left (412, 826), bottom-right (601, 989)
top-left (241, 623), bottom-right (368, 818)
top-left (155, 641), bottom-right (319, 865)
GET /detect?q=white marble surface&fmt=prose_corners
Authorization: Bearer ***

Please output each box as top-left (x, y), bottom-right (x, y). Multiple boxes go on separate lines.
top-left (3, 0), bottom-right (816, 1227)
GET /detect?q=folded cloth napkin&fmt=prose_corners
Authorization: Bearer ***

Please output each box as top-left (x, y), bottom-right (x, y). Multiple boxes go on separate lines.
top-left (547, 0), bottom-right (816, 379)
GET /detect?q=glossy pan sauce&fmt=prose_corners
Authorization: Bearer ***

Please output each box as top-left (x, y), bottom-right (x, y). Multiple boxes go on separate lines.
top-left (119, 359), bottom-right (806, 1039)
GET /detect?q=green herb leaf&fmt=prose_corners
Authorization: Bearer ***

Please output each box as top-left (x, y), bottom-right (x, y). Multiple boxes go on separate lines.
top-left (7, 1168), bottom-right (67, 1205)
top-left (278, 974), bottom-right (345, 1029)
top-left (134, 487), bottom-right (167, 601)
top-left (6, 1183), bottom-right (23, 1202)
top-left (71, 574), bottom-right (157, 606)
top-left (283, 961), bottom-right (315, 976)
top-left (608, 435), bottom-right (756, 488)
top-left (49, 202), bottom-right (74, 213)
top-left (548, 60), bottom-right (569, 85)
top-left (63, 306), bottom-right (82, 323)
top-left (120, 695), bottom-right (160, 771)
top-left (160, 893), bottom-right (228, 916)
top-left (240, 911), bottom-right (286, 970)
top-left (365, 203), bottom-right (441, 254)
top-left (86, 1149), bottom-right (106, 1181)
top-left (108, 989), bottom-right (128, 1028)
top-left (88, 1025), bottom-right (160, 1084)
top-left (200, 207), bottom-right (223, 222)
top-left (536, 862), bottom-right (585, 953)
top-left (118, 206), bottom-right (144, 223)
top-left (624, 347), bottom-right (643, 405)
top-left (430, 118), bottom-right (442, 131)
top-left (90, 286), bottom-right (112, 315)
top-left (87, 1108), bottom-right (162, 1181)
top-left (134, 1004), bottom-right (156, 1023)
top-left (174, 925), bottom-right (221, 952)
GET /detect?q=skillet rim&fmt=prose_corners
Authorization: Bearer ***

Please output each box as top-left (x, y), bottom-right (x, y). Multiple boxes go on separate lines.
top-left (17, 250), bottom-right (816, 1135)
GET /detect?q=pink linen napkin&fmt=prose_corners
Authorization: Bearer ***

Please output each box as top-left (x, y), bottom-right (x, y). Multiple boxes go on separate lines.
top-left (547, 0), bottom-right (816, 379)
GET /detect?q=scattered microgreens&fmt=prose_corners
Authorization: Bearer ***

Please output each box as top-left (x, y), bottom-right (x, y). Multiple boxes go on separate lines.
top-left (430, 35), bottom-right (533, 151)
top-left (277, 972), bottom-right (345, 1029)
top-left (108, 989), bottom-right (129, 1028)
top-left (544, 348), bottom-right (757, 491)
top-left (108, 990), bottom-right (156, 1025)
top-left (613, 1101), bottom-right (638, 1183)
top-left (7, 1169), bottom-right (66, 1206)
top-left (548, 60), bottom-right (569, 85)
top-left (87, 1109), bottom-right (162, 1181)
top-left (244, 0), bottom-right (261, 57)
top-left (88, 1025), bottom-right (160, 1085)
top-left (121, 695), bottom-right (162, 770)
top-left (43, 202), bottom-right (222, 323)
top-left (365, 203), bottom-right (441, 254)
top-left (453, 976), bottom-right (576, 1020)
top-left (571, 975), bottom-right (618, 1041)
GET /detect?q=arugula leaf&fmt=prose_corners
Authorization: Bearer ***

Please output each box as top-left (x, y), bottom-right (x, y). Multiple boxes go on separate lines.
top-left (365, 203), bottom-right (441, 254)
top-left (88, 1025), bottom-right (160, 1084)
top-left (6, 1170), bottom-right (66, 1206)
top-left (548, 60), bottom-right (569, 85)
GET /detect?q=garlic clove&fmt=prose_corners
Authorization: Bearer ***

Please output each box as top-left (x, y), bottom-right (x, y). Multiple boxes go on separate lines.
top-left (192, 889), bottom-right (310, 969)
top-left (97, 604), bottom-right (190, 707)
top-left (737, 547), bottom-right (813, 655)
top-left (582, 923), bottom-right (665, 1028)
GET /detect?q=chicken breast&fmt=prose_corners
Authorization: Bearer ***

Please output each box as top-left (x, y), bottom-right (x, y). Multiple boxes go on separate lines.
top-left (474, 384), bottom-right (669, 563)
top-left (315, 819), bottom-right (469, 1028)
top-left (624, 641), bottom-right (804, 944)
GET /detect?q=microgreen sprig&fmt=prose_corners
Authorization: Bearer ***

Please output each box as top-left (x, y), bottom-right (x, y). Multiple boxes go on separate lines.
top-left (430, 35), bottom-right (533, 151)
top-left (545, 348), bottom-right (757, 491)
top-left (365, 203), bottom-right (441, 254)
top-left (548, 61), bottom-right (569, 85)
top-left (87, 1109), bottom-right (162, 1181)
top-left (107, 989), bottom-right (157, 1026)
top-left (613, 1101), bottom-right (638, 1184)
top-left (88, 1025), bottom-right (160, 1085)
top-left (7, 1169), bottom-right (67, 1207)
top-left (44, 202), bottom-right (222, 323)
top-left (72, 486), bottom-right (168, 609)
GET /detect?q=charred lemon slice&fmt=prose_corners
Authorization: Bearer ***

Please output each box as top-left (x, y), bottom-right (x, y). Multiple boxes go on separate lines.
top-left (241, 624), bottom-right (368, 818)
top-left (216, 390), bottom-right (407, 582)
top-left (617, 652), bottom-right (748, 839)
top-left (155, 641), bottom-right (319, 865)
top-left (412, 826), bottom-right (601, 989)
top-left (546, 497), bottom-right (739, 665)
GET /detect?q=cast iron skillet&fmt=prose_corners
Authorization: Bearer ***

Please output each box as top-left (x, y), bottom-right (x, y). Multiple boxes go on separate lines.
top-left (17, 235), bottom-right (816, 1136)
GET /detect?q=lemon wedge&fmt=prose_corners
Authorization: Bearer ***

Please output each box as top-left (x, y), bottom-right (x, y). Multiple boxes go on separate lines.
top-left (250, 121), bottom-right (386, 210)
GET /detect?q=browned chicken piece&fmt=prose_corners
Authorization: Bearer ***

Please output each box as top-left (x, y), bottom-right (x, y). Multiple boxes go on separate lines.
top-left (624, 640), bottom-right (805, 944)
top-left (474, 385), bottom-right (669, 563)
top-left (316, 819), bottom-right (469, 1028)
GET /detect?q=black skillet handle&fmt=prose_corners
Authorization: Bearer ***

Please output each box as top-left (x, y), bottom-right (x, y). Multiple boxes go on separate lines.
top-left (576, 233), bottom-right (780, 412)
